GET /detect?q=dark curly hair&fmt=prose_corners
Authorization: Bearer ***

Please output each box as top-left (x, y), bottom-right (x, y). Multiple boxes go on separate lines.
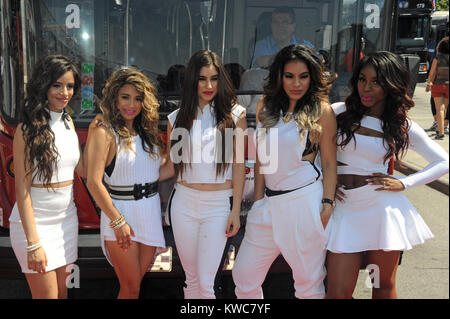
top-left (337, 51), bottom-right (414, 163)
top-left (259, 44), bottom-right (329, 144)
top-left (20, 55), bottom-right (81, 188)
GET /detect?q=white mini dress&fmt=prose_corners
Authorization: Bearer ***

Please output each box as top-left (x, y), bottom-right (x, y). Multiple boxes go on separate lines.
top-left (10, 110), bottom-right (80, 273)
top-left (327, 102), bottom-right (449, 253)
top-left (100, 133), bottom-right (165, 265)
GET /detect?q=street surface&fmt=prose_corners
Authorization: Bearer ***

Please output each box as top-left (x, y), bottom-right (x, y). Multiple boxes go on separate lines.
top-left (0, 83), bottom-right (448, 299)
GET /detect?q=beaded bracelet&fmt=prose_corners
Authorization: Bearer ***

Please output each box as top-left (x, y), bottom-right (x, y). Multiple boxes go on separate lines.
top-left (109, 214), bottom-right (125, 229)
top-left (26, 242), bottom-right (42, 253)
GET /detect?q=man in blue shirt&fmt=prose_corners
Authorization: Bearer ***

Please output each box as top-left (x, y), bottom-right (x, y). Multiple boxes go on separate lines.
top-left (251, 6), bottom-right (313, 68)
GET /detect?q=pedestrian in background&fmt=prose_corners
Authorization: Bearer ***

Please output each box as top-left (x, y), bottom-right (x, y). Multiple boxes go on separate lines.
top-left (426, 36), bottom-right (449, 140)
top-left (326, 51), bottom-right (449, 299)
top-left (165, 50), bottom-right (247, 299)
top-left (9, 55), bottom-right (85, 298)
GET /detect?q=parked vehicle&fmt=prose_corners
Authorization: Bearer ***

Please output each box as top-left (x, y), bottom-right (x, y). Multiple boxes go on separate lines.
top-left (1, 0), bottom-right (403, 287)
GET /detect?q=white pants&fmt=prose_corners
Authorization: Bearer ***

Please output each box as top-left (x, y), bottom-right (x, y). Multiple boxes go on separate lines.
top-left (170, 183), bottom-right (233, 299)
top-left (232, 181), bottom-right (331, 299)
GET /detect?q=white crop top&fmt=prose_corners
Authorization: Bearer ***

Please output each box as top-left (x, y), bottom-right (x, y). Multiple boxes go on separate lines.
top-left (32, 110), bottom-right (80, 184)
top-left (332, 102), bottom-right (449, 189)
top-left (168, 103), bottom-right (246, 184)
top-left (256, 115), bottom-right (322, 191)
top-left (103, 133), bottom-right (162, 186)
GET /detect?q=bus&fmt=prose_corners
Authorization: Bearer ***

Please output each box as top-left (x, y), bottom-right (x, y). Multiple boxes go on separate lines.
top-left (1, 0), bottom-right (403, 293)
top-left (395, 0), bottom-right (433, 86)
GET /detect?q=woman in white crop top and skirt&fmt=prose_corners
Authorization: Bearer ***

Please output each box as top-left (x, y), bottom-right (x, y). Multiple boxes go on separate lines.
top-left (86, 68), bottom-right (171, 299)
top-left (9, 55), bottom-right (86, 298)
top-left (326, 52), bottom-right (449, 299)
top-left (166, 50), bottom-right (247, 299)
top-left (232, 44), bottom-right (337, 299)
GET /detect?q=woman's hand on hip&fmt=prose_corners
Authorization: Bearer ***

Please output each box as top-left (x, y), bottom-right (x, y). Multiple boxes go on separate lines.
top-left (367, 173), bottom-right (406, 192)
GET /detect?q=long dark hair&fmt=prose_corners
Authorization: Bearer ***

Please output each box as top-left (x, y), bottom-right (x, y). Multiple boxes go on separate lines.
top-left (337, 51), bottom-right (414, 163)
top-left (20, 55), bottom-right (81, 188)
top-left (100, 68), bottom-right (162, 157)
top-left (259, 44), bottom-right (329, 144)
top-left (171, 50), bottom-right (236, 179)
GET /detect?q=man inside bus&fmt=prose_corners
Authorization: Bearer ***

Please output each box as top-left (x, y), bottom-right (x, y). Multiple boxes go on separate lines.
top-left (251, 6), bottom-right (313, 68)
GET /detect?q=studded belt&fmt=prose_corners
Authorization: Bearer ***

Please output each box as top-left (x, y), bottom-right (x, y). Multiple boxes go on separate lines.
top-left (108, 181), bottom-right (159, 200)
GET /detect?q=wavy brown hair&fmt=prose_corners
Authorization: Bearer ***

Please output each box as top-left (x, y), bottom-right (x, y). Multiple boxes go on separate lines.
top-left (100, 68), bottom-right (162, 157)
top-left (337, 51), bottom-right (414, 163)
top-left (20, 55), bottom-right (81, 188)
top-left (171, 50), bottom-right (236, 179)
top-left (259, 44), bottom-right (329, 145)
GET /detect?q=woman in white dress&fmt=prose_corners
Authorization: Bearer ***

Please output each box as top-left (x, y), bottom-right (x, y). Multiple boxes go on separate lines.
top-left (10, 55), bottom-right (85, 298)
top-left (86, 68), bottom-right (171, 299)
top-left (326, 51), bottom-right (449, 299)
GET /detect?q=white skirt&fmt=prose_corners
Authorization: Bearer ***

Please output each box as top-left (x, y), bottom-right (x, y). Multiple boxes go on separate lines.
top-left (9, 185), bottom-right (78, 273)
top-left (327, 184), bottom-right (434, 253)
top-left (100, 194), bottom-right (166, 266)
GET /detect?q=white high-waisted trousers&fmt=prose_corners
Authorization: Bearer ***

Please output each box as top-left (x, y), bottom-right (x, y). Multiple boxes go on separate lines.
top-left (170, 183), bottom-right (233, 299)
top-left (9, 185), bottom-right (78, 273)
top-left (232, 180), bottom-right (331, 299)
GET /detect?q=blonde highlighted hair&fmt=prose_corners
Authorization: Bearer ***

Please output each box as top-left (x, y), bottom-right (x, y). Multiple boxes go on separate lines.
top-left (100, 68), bottom-right (162, 156)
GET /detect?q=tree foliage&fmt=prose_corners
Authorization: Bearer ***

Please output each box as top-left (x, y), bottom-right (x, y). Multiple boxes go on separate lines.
top-left (437, 0), bottom-right (449, 11)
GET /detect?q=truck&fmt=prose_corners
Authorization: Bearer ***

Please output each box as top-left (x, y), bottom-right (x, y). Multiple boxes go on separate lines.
top-left (1, 0), bottom-right (406, 298)
top-left (395, 0), bottom-right (433, 89)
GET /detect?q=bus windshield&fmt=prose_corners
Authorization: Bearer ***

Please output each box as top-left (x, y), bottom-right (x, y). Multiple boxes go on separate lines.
top-left (6, 0), bottom-right (392, 127)
top-left (396, 15), bottom-right (430, 48)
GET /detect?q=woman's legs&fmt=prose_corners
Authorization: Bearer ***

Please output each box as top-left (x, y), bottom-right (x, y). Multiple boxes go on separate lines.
top-left (434, 96), bottom-right (449, 136)
top-left (25, 264), bottom-right (72, 299)
top-left (365, 250), bottom-right (401, 299)
top-left (325, 251), bottom-right (364, 299)
top-left (106, 240), bottom-right (156, 299)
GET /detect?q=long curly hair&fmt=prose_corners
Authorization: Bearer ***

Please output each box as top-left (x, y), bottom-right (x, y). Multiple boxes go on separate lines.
top-left (337, 51), bottom-right (414, 163)
top-left (20, 55), bottom-right (81, 188)
top-left (100, 68), bottom-right (162, 157)
top-left (171, 50), bottom-right (236, 179)
top-left (259, 44), bottom-right (329, 145)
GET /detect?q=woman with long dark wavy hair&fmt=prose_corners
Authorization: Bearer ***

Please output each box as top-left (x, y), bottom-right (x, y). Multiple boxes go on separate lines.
top-left (165, 50), bottom-right (247, 299)
top-left (232, 44), bottom-right (337, 299)
top-left (86, 68), bottom-right (171, 299)
top-left (326, 51), bottom-right (449, 299)
top-left (9, 55), bottom-right (85, 298)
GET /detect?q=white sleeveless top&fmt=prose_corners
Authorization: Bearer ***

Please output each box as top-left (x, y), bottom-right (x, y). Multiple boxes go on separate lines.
top-left (332, 102), bottom-right (449, 189)
top-left (32, 110), bottom-right (80, 184)
top-left (168, 103), bottom-right (246, 183)
top-left (256, 114), bottom-right (321, 190)
top-left (104, 133), bottom-right (162, 186)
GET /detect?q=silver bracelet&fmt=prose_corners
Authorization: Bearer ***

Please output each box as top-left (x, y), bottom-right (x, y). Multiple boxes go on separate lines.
top-left (113, 219), bottom-right (126, 230)
top-left (26, 242), bottom-right (42, 253)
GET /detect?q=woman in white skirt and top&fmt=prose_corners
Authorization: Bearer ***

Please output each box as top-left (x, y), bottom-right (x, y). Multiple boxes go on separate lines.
top-left (165, 50), bottom-right (247, 299)
top-left (232, 44), bottom-right (337, 299)
top-left (9, 55), bottom-right (86, 298)
top-left (326, 51), bottom-right (449, 299)
top-left (86, 68), bottom-right (171, 299)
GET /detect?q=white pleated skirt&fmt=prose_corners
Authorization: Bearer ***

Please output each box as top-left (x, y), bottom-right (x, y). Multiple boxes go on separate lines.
top-left (100, 194), bottom-right (166, 266)
top-left (327, 184), bottom-right (434, 253)
top-left (9, 185), bottom-right (78, 273)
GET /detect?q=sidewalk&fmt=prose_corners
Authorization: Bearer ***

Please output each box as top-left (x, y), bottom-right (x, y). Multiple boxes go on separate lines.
top-left (397, 83), bottom-right (449, 194)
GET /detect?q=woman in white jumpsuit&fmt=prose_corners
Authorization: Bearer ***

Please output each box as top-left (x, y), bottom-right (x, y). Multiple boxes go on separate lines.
top-left (165, 50), bottom-right (247, 299)
top-left (326, 51), bottom-right (449, 299)
top-left (232, 44), bottom-right (337, 299)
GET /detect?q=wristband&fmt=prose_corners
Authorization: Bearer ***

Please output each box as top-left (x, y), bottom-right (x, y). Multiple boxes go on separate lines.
top-left (321, 198), bottom-right (335, 208)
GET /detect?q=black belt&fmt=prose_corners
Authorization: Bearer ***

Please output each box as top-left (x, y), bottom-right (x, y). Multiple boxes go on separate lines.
top-left (108, 181), bottom-right (159, 200)
top-left (265, 181), bottom-right (315, 197)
